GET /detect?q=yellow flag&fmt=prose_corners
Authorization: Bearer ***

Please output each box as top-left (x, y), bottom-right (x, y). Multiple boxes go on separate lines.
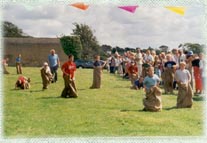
top-left (165, 6), bottom-right (186, 16)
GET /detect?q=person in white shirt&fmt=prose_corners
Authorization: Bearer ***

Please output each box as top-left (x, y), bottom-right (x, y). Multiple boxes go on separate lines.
top-left (40, 62), bottom-right (53, 89)
top-left (178, 49), bottom-right (186, 65)
top-left (135, 48), bottom-right (143, 78)
top-left (144, 50), bottom-right (154, 66)
top-left (199, 53), bottom-right (206, 94)
top-left (175, 62), bottom-right (193, 108)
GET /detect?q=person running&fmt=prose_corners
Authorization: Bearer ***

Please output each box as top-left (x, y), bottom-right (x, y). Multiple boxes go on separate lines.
top-left (61, 54), bottom-right (77, 98)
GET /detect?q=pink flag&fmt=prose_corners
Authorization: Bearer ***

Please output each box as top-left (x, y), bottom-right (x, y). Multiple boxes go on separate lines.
top-left (118, 6), bottom-right (139, 13)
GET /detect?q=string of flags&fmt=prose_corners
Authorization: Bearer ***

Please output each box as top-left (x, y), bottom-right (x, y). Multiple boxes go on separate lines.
top-left (70, 2), bottom-right (186, 16)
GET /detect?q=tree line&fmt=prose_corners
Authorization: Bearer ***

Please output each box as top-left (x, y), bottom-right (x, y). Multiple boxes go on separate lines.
top-left (3, 21), bottom-right (205, 61)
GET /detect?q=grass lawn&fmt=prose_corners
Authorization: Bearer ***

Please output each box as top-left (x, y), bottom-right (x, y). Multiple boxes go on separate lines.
top-left (3, 67), bottom-right (205, 137)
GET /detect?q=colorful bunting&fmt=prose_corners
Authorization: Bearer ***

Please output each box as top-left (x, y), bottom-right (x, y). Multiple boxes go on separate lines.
top-left (70, 2), bottom-right (89, 10)
top-left (165, 6), bottom-right (186, 16)
top-left (118, 6), bottom-right (138, 13)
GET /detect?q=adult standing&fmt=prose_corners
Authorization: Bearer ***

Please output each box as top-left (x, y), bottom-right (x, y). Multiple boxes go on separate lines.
top-left (90, 55), bottom-right (106, 89)
top-left (192, 54), bottom-right (202, 94)
top-left (144, 50), bottom-right (154, 66)
top-left (48, 49), bottom-right (60, 83)
top-left (199, 53), bottom-right (206, 94)
top-left (175, 62), bottom-right (193, 108)
top-left (61, 54), bottom-right (77, 98)
top-left (185, 51), bottom-right (194, 91)
top-left (16, 54), bottom-right (22, 74)
top-left (135, 48), bottom-right (143, 78)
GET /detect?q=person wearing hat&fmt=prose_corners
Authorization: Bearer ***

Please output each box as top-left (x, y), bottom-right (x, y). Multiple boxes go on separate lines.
top-left (175, 62), bottom-right (193, 108)
top-left (40, 62), bottom-right (53, 89)
top-left (61, 54), bottom-right (77, 98)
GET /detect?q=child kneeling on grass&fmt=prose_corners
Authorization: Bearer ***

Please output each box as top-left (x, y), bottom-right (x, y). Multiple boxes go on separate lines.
top-left (134, 76), bottom-right (144, 90)
top-left (15, 76), bottom-right (30, 90)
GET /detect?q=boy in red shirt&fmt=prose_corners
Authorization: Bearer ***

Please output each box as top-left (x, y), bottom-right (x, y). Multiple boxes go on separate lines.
top-left (61, 54), bottom-right (77, 98)
top-left (128, 61), bottom-right (138, 87)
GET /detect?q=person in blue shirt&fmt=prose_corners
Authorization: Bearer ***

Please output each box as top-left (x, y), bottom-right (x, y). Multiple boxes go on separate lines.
top-left (48, 49), bottom-right (60, 83)
top-left (162, 54), bottom-right (176, 94)
top-left (16, 54), bottom-right (22, 74)
top-left (90, 55), bottom-right (106, 89)
top-left (143, 66), bottom-right (162, 112)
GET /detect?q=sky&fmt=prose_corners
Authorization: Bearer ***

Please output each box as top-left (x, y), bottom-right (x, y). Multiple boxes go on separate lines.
top-left (2, 2), bottom-right (206, 49)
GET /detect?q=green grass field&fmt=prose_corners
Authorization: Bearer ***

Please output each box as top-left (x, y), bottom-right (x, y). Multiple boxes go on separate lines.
top-left (3, 67), bottom-right (205, 137)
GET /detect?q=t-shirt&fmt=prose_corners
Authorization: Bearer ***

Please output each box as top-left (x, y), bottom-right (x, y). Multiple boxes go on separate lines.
top-left (18, 76), bottom-right (26, 84)
top-left (48, 54), bottom-right (59, 67)
top-left (192, 59), bottom-right (200, 67)
top-left (61, 61), bottom-right (76, 78)
top-left (164, 61), bottom-right (176, 68)
top-left (134, 80), bottom-right (144, 88)
top-left (16, 57), bottom-right (21, 63)
top-left (175, 69), bottom-right (191, 84)
top-left (128, 65), bottom-right (138, 74)
top-left (143, 74), bottom-right (160, 90)
top-left (94, 60), bottom-right (104, 67)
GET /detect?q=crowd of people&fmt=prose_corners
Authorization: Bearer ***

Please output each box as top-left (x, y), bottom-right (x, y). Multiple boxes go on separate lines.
top-left (105, 48), bottom-right (206, 111)
top-left (2, 47), bottom-right (206, 112)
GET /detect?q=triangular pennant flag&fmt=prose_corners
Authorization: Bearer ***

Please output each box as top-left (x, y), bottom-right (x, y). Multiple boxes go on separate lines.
top-left (165, 6), bottom-right (186, 16)
top-left (118, 6), bottom-right (139, 13)
top-left (70, 2), bottom-right (89, 10)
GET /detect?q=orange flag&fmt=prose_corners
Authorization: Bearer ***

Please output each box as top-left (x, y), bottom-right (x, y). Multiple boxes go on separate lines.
top-left (70, 2), bottom-right (89, 10)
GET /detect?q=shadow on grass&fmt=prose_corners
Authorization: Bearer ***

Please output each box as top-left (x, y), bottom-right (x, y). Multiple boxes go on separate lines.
top-left (193, 95), bottom-right (206, 101)
top-left (32, 82), bottom-right (42, 84)
top-left (120, 109), bottom-right (142, 112)
top-left (29, 90), bottom-right (43, 93)
top-left (78, 88), bottom-right (87, 91)
top-left (121, 109), bottom-right (165, 112)
top-left (163, 106), bottom-right (177, 110)
top-left (37, 96), bottom-right (78, 99)
top-left (37, 96), bottom-right (62, 99)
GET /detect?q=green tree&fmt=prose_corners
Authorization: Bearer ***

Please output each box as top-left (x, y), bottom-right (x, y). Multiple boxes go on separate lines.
top-left (3, 21), bottom-right (31, 37)
top-left (183, 43), bottom-right (204, 54)
top-left (72, 23), bottom-right (100, 60)
top-left (60, 36), bottom-right (82, 60)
